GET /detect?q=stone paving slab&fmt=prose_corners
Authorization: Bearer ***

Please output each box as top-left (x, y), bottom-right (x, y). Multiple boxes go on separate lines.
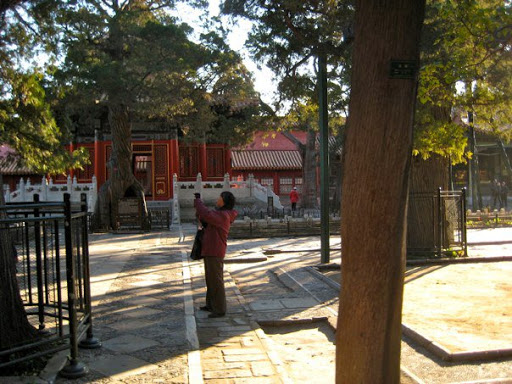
top-left (8, 225), bottom-right (512, 384)
top-left (88, 354), bottom-right (159, 379)
top-left (102, 334), bottom-right (160, 354)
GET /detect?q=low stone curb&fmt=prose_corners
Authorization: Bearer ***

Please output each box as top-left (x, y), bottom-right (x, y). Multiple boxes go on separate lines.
top-left (257, 317), bottom-right (329, 327)
top-left (407, 255), bottom-right (512, 266)
top-left (402, 323), bottom-right (512, 362)
top-left (224, 254), bottom-right (268, 263)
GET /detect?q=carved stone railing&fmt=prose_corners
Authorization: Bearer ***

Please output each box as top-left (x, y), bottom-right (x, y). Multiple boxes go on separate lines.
top-left (3, 175), bottom-right (98, 213)
top-left (172, 173), bottom-right (283, 225)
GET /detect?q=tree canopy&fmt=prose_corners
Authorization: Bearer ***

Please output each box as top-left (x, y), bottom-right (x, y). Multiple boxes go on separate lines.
top-left (414, 0), bottom-right (512, 164)
top-left (50, 0), bottom-right (265, 148)
top-left (221, 0), bottom-right (511, 165)
top-left (0, 0), bottom-right (87, 173)
top-left (0, 0), bottom-right (268, 176)
top-left (221, 0), bottom-right (354, 116)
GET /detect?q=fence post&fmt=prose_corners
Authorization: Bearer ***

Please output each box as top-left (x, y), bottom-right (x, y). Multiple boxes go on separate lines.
top-left (196, 173), bottom-right (203, 193)
top-left (42, 177), bottom-right (48, 201)
top-left (437, 187), bottom-right (443, 258)
top-left (462, 188), bottom-right (468, 257)
top-left (59, 193), bottom-right (89, 378)
top-left (78, 193), bottom-right (101, 349)
top-left (172, 173), bottom-right (180, 226)
top-left (248, 174), bottom-right (254, 197)
top-left (224, 173), bottom-right (230, 191)
top-left (20, 178), bottom-right (26, 201)
top-left (67, 175), bottom-right (72, 195)
top-left (33, 194), bottom-right (46, 332)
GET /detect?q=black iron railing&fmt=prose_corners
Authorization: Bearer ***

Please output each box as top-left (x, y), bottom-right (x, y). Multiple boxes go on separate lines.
top-left (0, 193), bottom-right (100, 378)
top-left (408, 188), bottom-right (467, 258)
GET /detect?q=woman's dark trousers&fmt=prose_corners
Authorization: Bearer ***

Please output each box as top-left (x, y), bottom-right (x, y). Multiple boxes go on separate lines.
top-left (204, 256), bottom-right (226, 315)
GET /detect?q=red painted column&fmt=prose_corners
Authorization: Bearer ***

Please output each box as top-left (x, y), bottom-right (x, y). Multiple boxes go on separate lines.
top-left (170, 139), bottom-right (179, 196)
top-left (225, 147), bottom-right (232, 177)
top-left (94, 130), bottom-right (101, 186)
top-left (200, 143), bottom-right (207, 180)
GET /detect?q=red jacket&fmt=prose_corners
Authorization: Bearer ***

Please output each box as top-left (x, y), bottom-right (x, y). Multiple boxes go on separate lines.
top-left (194, 198), bottom-right (238, 258)
top-left (289, 190), bottom-right (299, 203)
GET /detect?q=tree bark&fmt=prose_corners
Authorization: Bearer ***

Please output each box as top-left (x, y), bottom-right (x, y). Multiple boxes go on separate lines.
top-left (407, 155), bottom-right (449, 250)
top-left (336, 1), bottom-right (425, 383)
top-left (282, 129), bottom-right (318, 209)
top-left (91, 104), bottom-right (149, 230)
top-left (0, 174), bottom-right (38, 351)
top-left (302, 129), bottom-right (318, 209)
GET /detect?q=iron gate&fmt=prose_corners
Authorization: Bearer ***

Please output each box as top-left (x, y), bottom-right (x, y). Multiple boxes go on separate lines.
top-left (407, 188), bottom-right (467, 258)
top-left (0, 193), bottom-right (100, 377)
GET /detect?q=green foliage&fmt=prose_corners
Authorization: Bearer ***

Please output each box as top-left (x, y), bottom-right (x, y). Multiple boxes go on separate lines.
top-left (0, 71), bottom-right (89, 173)
top-left (413, 110), bottom-right (468, 164)
top-left (222, 0), bottom-right (510, 165)
top-left (0, 1), bottom-right (87, 173)
top-left (282, 101), bottom-right (319, 131)
top-left (221, 0), bottom-right (354, 113)
top-left (415, 0), bottom-right (512, 163)
top-left (51, 1), bottom-right (264, 146)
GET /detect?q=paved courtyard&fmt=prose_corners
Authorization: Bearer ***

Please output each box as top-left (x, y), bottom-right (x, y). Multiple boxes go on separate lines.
top-left (2, 226), bottom-right (511, 383)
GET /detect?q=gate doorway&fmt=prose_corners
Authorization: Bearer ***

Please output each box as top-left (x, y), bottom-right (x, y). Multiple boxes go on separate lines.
top-left (133, 154), bottom-right (152, 197)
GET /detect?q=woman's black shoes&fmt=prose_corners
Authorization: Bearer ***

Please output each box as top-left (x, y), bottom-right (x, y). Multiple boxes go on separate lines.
top-left (199, 306), bottom-right (225, 317)
top-left (208, 313), bottom-right (225, 318)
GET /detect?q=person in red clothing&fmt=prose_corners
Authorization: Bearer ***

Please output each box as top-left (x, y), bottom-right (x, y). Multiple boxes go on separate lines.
top-left (289, 187), bottom-right (299, 212)
top-left (194, 191), bottom-right (238, 318)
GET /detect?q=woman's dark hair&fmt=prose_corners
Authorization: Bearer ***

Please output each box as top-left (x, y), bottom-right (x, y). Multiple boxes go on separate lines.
top-left (220, 191), bottom-right (235, 210)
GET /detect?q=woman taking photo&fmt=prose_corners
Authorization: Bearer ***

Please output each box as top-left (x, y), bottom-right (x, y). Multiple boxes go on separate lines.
top-left (193, 191), bottom-right (238, 318)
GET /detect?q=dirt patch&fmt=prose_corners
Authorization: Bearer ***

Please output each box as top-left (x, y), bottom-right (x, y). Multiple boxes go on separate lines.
top-left (259, 321), bottom-right (417, 383)
top-left (402, 262), bottom-right (512, 353)
top-left (259, 321), bottom-right (336, 384)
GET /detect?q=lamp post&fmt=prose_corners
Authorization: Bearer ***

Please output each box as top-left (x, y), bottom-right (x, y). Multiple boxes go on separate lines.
top-left (318, 52), bottom-right (330, 264)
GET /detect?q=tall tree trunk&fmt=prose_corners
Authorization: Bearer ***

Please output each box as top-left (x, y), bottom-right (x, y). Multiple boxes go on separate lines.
top-left (0, 174), bottom-right (38, 351)
top-left (91, 104), bottom-right (149, 230)
top-left (336, 1), bottom-right (425, 383)
top-left (283, 129), bottom-right (318, 209)
top-left (408, 155), bottom-right (450, 251)
top-left (302, 129), bottom-right (318, 209)
top-left (408, 104), bottom-right (456, 251)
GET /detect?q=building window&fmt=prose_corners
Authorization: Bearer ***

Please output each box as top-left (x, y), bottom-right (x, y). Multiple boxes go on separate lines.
top-left (133, 155), bottom-right (152, 196)
top-left (206, 148), bottom-right (225, 178)
top-left (76, 148), bottom-right (94, 182)
top-left (260, 177), bottom-right (273, 186)
top-left (294, 177), bottom-right (303, 193)
top-left (280, 177), bottom-right (293, 194)
top-left (179, 145), bottom-right (199, 178)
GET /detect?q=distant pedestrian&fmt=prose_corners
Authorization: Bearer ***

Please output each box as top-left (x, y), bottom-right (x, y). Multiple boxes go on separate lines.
top-left (500, 181), bottom-right (508, 210)
top-left (289, 187), bottom-right (299, 212)
top-left (491, 178), bottom-right (500, 210)
top-left (194, 191), bottom-right (238, 318)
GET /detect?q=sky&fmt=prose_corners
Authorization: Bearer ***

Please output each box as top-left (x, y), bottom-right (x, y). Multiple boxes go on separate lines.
top-left (173, 1), bottom-right (277, 105)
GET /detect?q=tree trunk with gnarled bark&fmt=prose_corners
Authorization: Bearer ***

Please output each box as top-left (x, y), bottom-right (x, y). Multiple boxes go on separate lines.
top-left (0, 174), bottom-right (38, 351)
top-left (91, 104), bottom-right (150, 231)
top-left (336, 1), bottom-right (425, 383)
top-left (408, 154), bottom-right (450, 250)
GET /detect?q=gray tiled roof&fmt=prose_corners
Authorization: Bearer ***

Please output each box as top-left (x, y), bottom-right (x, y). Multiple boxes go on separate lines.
top-left (232, 150), bottom-right (302, 170)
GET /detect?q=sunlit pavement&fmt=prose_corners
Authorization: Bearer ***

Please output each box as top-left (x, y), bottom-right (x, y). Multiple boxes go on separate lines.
top-left (5, 225), bottom-right (511, 383)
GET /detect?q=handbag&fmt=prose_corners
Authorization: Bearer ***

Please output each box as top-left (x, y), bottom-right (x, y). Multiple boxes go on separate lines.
top-left (190, 228), bottom-right (204, 260)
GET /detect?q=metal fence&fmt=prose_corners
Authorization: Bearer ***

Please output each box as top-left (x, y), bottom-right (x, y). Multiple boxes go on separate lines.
top-left (0, 193), bottom-right (100, 378)
top-left (407, 188), bottom-right (467, 258)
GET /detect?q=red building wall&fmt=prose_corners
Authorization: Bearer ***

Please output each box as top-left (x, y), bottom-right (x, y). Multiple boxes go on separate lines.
top-left (66, 139), bottom-right (230, 200)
